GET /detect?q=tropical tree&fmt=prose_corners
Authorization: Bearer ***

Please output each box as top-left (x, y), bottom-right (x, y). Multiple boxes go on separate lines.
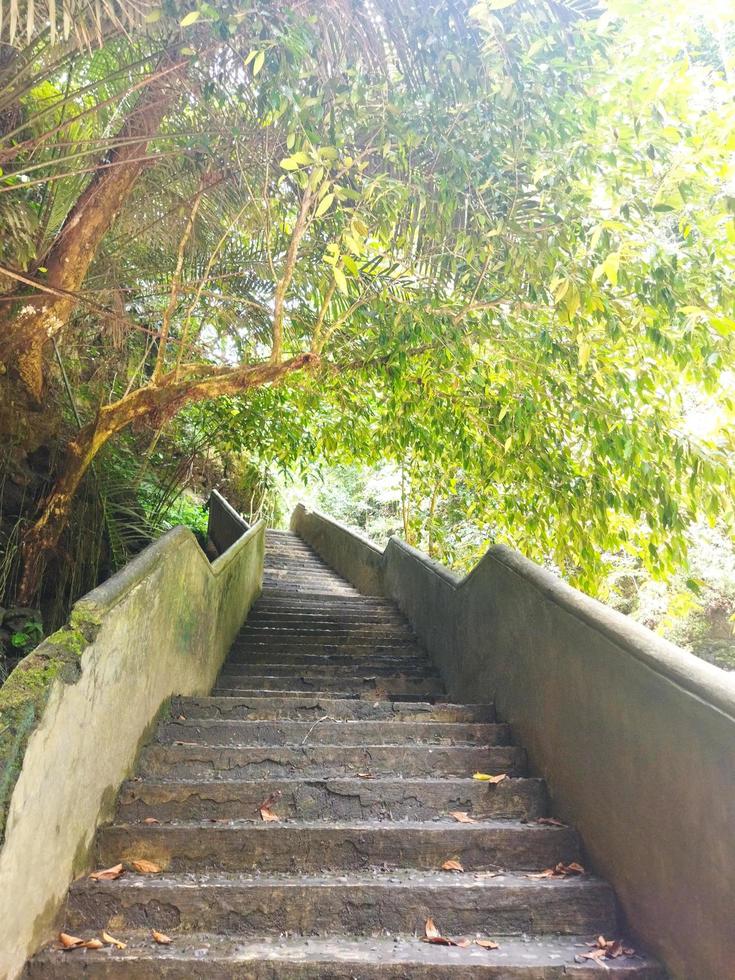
top-left (0, 0), bottom-right (732, 606)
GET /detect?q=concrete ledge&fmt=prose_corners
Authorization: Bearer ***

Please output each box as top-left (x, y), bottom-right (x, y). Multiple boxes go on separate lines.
top-left (207, 488), bottom-right (250, 556)
top-left (292, 504), bottom-right (735, 979)
top-left (0, 495), bottom-right (263, 980)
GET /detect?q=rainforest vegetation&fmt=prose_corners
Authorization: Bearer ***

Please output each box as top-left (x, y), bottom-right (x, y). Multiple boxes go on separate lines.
top-left (0, 0), bottom-right (733, 671)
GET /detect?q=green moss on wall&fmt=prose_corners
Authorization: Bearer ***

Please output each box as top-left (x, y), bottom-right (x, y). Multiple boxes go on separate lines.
top-left (0, 620), bottom-right (97, 843)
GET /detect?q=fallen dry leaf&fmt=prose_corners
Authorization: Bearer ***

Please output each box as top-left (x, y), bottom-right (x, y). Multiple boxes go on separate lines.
top-left (475, 938), bottom-right (500, 950)
top-left (441, 859), bottom-right (464, 872)
top-left (528, 861), bottom-right (585, 879)
top-left (131, 859), bottom-right (162, 874)
top-left (356, 772), bottom-right (376, 779)
top-left (152, 930), bottom-right (172, 945)
top-left (174, 740), bottom-right (199, 746)
top-left (535, 816), bottom-right (566, 828)
top-left (88, 863), bottom-right (124, 881)
top-left (420, 917), bottom-right (458, 946)
top-left (575, 936), bottom-right (635, 963)
top-left (257, 790), bottom-right (282, 812)
top-left (449, 810), bottom-right (478, 824)
top-left (456, 938), bottom-right (472, 948)
top-left (259, 806), bottom-right (280, 822)
top-left (472, 772), bottom-right (508, 784)
top-left (102, 931), bottom-right (127, 950)
top-left (143, 817), bottom-right (160, 825)
top-left (59, 933), bottom-right (104, 950)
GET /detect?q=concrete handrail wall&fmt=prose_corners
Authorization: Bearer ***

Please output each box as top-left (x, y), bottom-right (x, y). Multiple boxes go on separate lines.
top-left (0, 493), bottom-right (264, 980)
top-left (291, 503), bottom-right (735, 980)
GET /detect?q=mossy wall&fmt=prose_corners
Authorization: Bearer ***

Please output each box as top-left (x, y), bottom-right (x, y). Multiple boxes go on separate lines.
top-left (0, 497), bottom-right (263, 980)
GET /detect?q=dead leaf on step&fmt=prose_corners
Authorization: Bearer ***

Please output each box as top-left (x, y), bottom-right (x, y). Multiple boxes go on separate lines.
top-left (259, 806), bottom-right (280, 822)
top-left (174, 740), bottom-right (199, 746)
top-left (449, 811), bottom-right (478, 824)
top-left (88, 863), bottom-right (124, 881)
top-left (535, 817), bottom-right (566, 828)
top-left (441, 859), bottom-right (464, 872)
top-left (58, 933), bottom-right (104, 950)
top-left (472, 772), bottom-right (508, 784)
top-left (356, 772), bottom-right (375, 779)
top-left (152, 930), bottom-right (172, 945)
top-left (420, 917), bottom-right (458, 946)
top-left (256, 790), bottom-right (282, 816)
top-left (132, 859), bottom-right (162, 874)
top-left (102, 931), bottom-right (127, 949)
top-left (455, 938), bottom-right (472, 948)
top-left (574, 936), bottom-right (635, 963)
top-left (143, 817), bottom-right (160, 825)
top-left (528, 861), bottom-right (585, 879)
top-left (475, 938), bottom-right (500, 950)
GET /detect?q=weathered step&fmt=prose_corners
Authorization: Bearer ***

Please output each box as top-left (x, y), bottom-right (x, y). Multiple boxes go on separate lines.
top-left (118, 776), bottom-right (545, 822)
top-left (248, 611), bottom-right (407, 626)
top-left (97, 820), bottom-right (580, 873)
top-left (157, 719), bottom-right (509, 747)
top-left (212, 688), bottom-right (448, 704)
top-left (230, 641), bottom-right (426, 657)
top-left (225, 652), bottom-right (431, 669)
top-left (207, 687), bottom-right (361, 700)
top-left (138, 743), bottom-right (526, 780)
top-left (213, 673), bottom-right (445, 697)
top-left (258, 591), bottom-right (393, 609)
top-left (26, 932), bottom-right (667, 979)
top-left (172, 696), bottom-right (496, 723)
top-left (34, 928), bottom-right (669, 980)
top-left (218, 662), bottom-right (436, 679)
top-left (64, 870), bottom-right (616, 937)
top-left (263, 569), bottom-right (355, 581)
top-left (238, 627), bottom-right (414, 642)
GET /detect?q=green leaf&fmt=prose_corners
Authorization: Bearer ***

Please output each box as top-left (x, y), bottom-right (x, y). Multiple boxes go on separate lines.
top-left (144, 8), bottom-right (163, 23)
top-left (253, 50), bottom-right (265, 76)
top-left (315, 192), bottom-right (335, 217)
top-left (602, 252), bottom-right (620, 286)
top-left (334, 267), bottom-right (348, 295)
top-left (179, 10), bottom-right (200, 26)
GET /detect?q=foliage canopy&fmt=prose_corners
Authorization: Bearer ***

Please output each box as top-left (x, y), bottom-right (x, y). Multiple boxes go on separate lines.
top-left (0, 0), bottom-right (733, 602)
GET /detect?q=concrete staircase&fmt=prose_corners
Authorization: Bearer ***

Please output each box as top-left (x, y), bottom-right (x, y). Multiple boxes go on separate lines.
top-left (26, 529), bottom-right (665, 978)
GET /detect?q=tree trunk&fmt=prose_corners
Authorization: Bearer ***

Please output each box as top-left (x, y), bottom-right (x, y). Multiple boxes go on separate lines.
top-left (0, 56), bottom-right (184, 400)
top-left (16, 354), bottom-right (316, 603)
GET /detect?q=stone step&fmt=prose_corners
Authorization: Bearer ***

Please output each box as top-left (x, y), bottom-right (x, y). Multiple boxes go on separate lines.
top-left (227, 642), bottom-right (428, 657)
top-left (261, 586), bottom-right (362, 598)
top-left (224, 652), bottom-right (431, 669)
top-left (218, 661), bottom-right (436, 679)
top-left (117, 776), bottom-right (545, 822)
top-left (262, 567), bottom-right (353, 578)
top-left (63, 870), bottom-right (616, 937)
top-left (172, 696), bottom-right (496, 723)
top-left (156, 719), bottom-right (511, 747)
top-left (258, 589), bottom-right (390, 605)
top-left (138, 743), bottom-right (527, 780)
top-left (26, 932), bottom-right (667, 979)
top-left (96, 819), bottom-right (580, 873)
top-left (213, 672), bottom-right (445, 697)
top-left (237, 623), bottom-right (416, 643)
top-left (234, 636), bottom-right (417, 652)
top-left (211, 687), bottom-right (446, 704)
top-left (248, 609), bottom-right (406, 625)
